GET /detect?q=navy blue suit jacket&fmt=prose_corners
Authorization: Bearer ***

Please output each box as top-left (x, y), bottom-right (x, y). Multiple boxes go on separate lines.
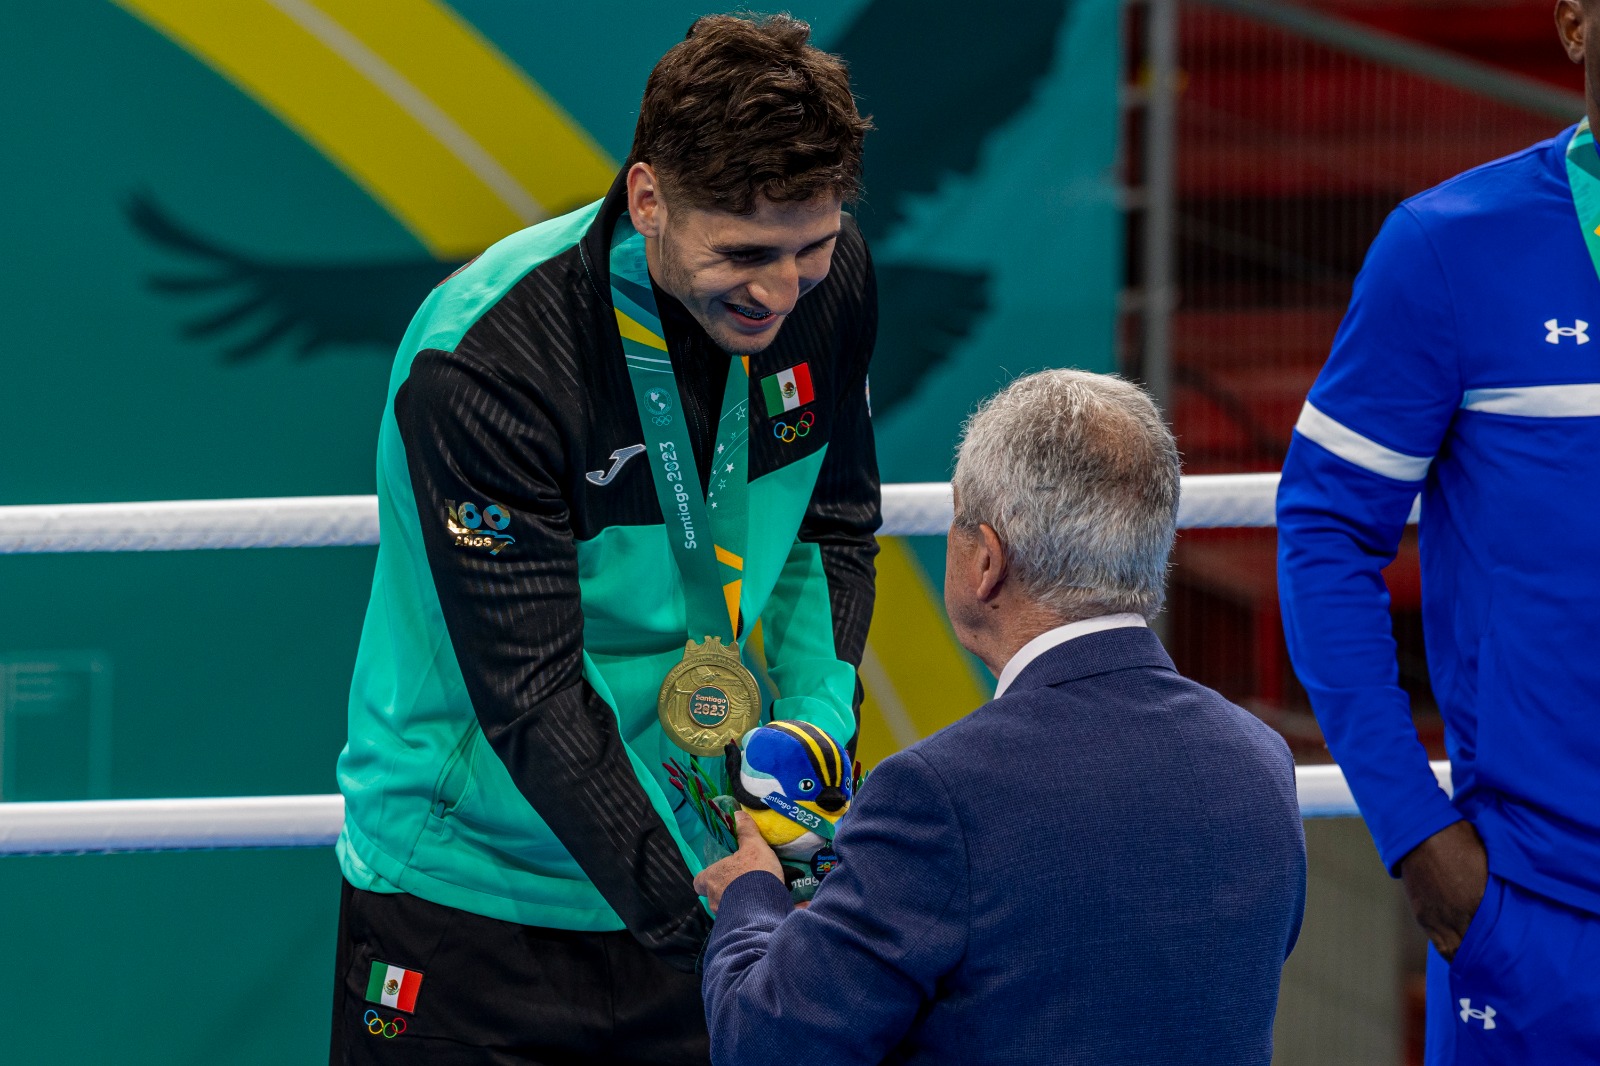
top-left (702, 627), bottom-right (1307, 1065)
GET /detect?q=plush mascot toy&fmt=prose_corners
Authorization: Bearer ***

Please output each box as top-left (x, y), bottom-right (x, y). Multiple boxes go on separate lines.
top-left (725, 720), bottom-right (852, 902)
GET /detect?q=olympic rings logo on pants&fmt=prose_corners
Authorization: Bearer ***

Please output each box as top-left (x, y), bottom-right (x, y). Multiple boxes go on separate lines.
top-left (365, 1009), bottom-right (407, 1039)
top-left (773, 411), bottom-right (815, 443)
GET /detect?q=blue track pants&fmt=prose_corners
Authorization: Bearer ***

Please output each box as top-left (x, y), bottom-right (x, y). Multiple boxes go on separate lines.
top-left (1424, 874), bottom-right (1600, 1064)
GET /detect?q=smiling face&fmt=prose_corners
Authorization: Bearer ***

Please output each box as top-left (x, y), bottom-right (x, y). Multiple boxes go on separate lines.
top-left (626, 163), bottom-right (842, 355)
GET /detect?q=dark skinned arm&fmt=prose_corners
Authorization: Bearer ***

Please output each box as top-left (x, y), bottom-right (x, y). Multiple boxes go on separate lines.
top-left (1398, 819), bottom-right (1488, 961)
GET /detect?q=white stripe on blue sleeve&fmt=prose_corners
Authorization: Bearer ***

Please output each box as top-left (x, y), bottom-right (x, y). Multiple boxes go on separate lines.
top-left (1294, 402), bottom-right (1433, 482)
top-left (1461, 384), bottom-right (1600, 417)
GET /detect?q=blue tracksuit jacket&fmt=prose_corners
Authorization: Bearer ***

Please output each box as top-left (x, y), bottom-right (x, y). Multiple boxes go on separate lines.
top-left (1278, 124), bottom-right (1600, 915)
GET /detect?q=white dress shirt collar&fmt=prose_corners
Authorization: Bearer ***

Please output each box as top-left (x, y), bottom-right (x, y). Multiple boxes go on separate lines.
top-left (992, 613), bottom-right (1149, 698)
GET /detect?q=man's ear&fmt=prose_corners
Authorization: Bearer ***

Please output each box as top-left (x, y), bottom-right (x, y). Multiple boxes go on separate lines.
top-left (1558, 0), bottom-right (1586, 64)
top-left (975, 523), bottom-right (1008, 603)
top-left (626, 162), bottom-right (665, 238)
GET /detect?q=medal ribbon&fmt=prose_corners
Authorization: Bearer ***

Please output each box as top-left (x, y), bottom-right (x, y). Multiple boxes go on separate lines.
top-left (760, 793), bottom-right (837, 841)
top-left (610, 216), bottom-right (751, 643)
top-left (1565, 119), bottom-right (1600, 282)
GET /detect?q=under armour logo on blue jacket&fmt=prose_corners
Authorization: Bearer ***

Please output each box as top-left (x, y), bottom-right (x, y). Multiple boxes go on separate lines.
top-left (1545, 318), bottom-right (1589, 344)
top-left (1459, 999), bottom-right (1498, 1030)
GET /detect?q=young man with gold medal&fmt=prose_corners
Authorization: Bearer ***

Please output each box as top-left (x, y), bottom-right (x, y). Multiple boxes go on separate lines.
top-left (330, 14), bottom-right (877, 1064)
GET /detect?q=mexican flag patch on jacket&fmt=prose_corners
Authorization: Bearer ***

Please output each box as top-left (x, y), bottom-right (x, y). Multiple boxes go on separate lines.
top-left (761, 363), bottom-right (814, 415)
top-left (366, 960), bottom-right (423, 1013)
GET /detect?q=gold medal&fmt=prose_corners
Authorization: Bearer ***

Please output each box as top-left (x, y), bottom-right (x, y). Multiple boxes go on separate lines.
top-left (658, 636), bottom-right (760, 756)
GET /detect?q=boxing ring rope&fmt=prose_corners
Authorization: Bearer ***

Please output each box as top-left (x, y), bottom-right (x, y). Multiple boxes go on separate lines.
top-left (0, 763), bottom-right (1456, 856)
top-left (0, 474), bottom-right (1297, 554)
top-left (0, 473), bottom-right (1431, 855)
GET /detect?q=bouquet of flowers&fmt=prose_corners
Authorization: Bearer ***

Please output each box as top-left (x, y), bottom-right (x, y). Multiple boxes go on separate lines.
top-left (665, 756), bottom-right (740, 857)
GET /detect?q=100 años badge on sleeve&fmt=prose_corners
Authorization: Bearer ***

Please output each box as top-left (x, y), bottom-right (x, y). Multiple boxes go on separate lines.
top-left (659, 636), bottom-right (759, 755)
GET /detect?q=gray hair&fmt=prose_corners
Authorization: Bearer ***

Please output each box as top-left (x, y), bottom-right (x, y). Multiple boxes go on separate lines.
top-left (951, 369), bottom-right (1180, 621)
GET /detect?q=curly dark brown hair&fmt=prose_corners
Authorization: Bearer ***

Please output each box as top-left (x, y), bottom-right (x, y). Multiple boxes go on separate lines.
top-left (626, 13), bottom-right (872, 214)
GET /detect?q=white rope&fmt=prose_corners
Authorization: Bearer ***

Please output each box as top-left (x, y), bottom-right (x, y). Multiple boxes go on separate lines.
top-left (0, 474), bottom-right (1335, 554)
top-left (880, 482), bottom-right (953, 537)
top-left (1175, 472), bottom-right (1277, 529)
top-left (0, 761), bottom-right (1451, 855)
top-left (1296, 759), bottom-right (1452, 819)
top-left (0, 496), bottom-right (379, 554)
top-left (0, 795), bottom-right (344, 855)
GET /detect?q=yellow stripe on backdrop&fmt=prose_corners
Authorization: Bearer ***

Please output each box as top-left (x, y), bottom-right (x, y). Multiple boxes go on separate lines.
top-left (311, 0), bottom-right (615, 216)
top-left (854, 538), bottom-right (989, 766)
top-left (114, 0), bottom-right (615, 259)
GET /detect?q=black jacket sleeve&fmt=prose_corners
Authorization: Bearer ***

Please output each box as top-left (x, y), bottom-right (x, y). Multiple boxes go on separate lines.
top-left (394, 347), bottom-right (710, 971)
top-left (803, 230), bottom-right (882, 709)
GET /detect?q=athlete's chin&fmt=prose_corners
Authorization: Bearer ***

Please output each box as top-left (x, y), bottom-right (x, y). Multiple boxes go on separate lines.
top-left (708, 321), bottom-right (785, 356)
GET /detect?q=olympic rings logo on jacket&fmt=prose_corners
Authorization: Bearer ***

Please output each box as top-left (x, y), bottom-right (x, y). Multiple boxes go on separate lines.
top-left (365, 1010), bottom-right (407, 1039)
top-left (773, 411), bottom-right (816, 443)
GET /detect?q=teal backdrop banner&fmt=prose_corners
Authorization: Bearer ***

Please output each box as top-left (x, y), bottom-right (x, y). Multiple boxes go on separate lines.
top-left (0, 2), bottom-right (1119, 1058)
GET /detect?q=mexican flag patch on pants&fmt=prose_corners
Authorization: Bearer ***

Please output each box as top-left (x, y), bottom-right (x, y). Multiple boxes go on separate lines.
top-left (366, 960), bottom-right (423, 1013)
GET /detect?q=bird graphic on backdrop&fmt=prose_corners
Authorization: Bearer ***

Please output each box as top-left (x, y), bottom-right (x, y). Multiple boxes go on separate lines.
top-left (130, 0), bottom-right (1074, 416)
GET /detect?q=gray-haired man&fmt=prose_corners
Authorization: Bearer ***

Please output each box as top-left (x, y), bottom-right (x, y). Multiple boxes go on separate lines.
top-left (693, 370), bottom-right (1307, 1065)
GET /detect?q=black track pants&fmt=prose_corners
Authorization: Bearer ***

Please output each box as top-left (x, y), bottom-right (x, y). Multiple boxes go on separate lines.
top-left (330, 879), bottom-right (710, 1066)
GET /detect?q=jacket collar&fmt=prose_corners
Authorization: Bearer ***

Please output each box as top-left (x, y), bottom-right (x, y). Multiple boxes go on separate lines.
top-left (1000, 626), bottom-right (1175, 696)
top-left (578, 168), bottom-right (633, 302)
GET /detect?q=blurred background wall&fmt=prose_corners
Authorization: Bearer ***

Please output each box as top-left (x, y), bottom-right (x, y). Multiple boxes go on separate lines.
top-left (0, 0), bottom-right (1583, 1062)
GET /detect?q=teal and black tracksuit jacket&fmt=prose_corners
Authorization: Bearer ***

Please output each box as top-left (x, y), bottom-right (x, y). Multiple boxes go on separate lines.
top-left (336, 173), bottom-right (880, 973)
